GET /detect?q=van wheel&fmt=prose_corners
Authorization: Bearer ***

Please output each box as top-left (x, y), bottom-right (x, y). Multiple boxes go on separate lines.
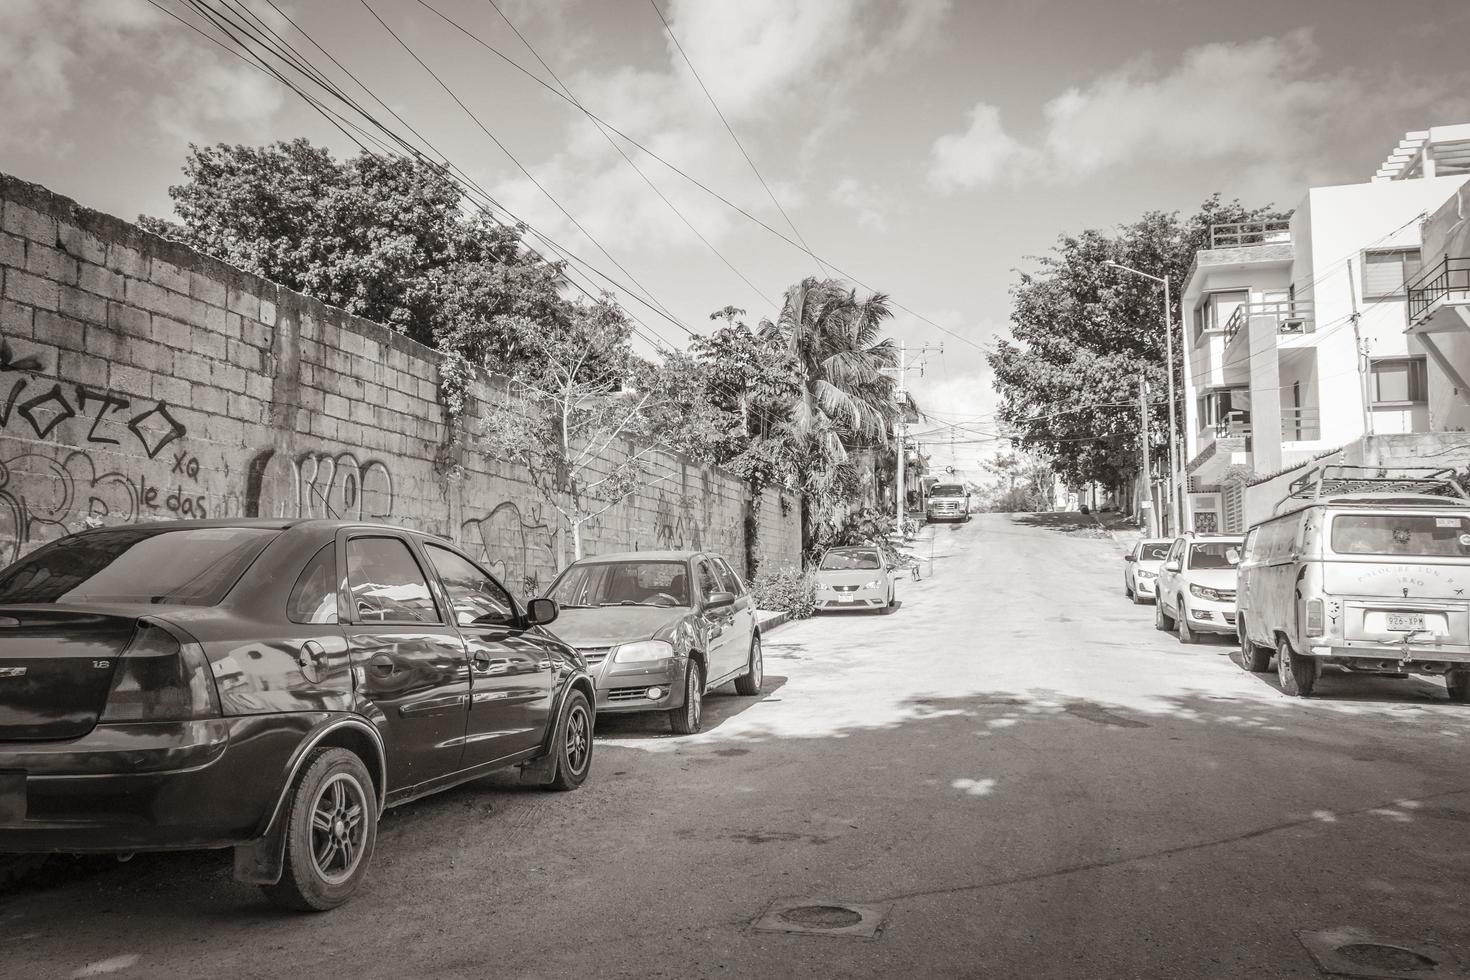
top-left (1447, 670), bottom-right (1470, 703)
top-left (1277, 638), bottom-right (1319, 697)
top-left (1237, 624), bottom-right (1272, 672)
top-left (261, 748), bottom-right (378, 912)
top-left (1155, 598), bottom-right (1174, 632)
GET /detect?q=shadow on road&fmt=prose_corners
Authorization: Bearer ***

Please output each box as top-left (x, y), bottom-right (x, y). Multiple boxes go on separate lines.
top-left (1008, 512), bottom-right (1115, 537)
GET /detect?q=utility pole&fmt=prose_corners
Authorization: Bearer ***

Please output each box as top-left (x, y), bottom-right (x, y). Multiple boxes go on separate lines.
top-left (1162, 276), bottom-right (1182, 536)
top-left (885, 340), bottom-right (945, 537)
top-left (1138, 371), bottom-right (1157, 537)
top-left (1347, 258), bottom-right (1373, 437)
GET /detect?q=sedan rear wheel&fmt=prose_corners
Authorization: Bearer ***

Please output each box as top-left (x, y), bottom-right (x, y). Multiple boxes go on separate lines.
top-left (668, 660), bottom-right (704, 735)
top-left (262, 747), bottom-right (377, 912)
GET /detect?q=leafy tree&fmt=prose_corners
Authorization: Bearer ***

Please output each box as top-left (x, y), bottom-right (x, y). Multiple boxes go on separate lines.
top-left (141, 139), bottom-right (568, 373)
top-left (479, 298), bottom-right (683, 564)
top-left (989, 195), bottom-right (1285, 489)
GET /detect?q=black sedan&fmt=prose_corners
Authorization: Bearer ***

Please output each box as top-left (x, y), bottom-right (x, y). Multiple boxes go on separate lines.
top-left (544, 550), bottom-right (762, 734)
top-left (0, 519), bottom-right (594, 911)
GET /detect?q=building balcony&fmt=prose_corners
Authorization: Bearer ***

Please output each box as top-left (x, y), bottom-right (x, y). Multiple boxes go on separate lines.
top-left (1222, 301), bottom-right (1315, 348)
top-left (1280, 406), bottom-right (1321, 442)
top-left (1190, 408), bottom-right (1323, 483)
top-left (1209, 220), bottom-right (1292, 249)
top-left (1406, 256), bottom-right (1470, 334)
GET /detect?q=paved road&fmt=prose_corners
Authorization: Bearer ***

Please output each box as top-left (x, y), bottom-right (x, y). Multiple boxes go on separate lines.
top-left (7, 512), bottom-right (1470, 979)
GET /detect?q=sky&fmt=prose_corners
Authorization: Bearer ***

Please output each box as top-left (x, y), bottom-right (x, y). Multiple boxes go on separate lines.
top-left (5, 0), bottom-right (1470, 482)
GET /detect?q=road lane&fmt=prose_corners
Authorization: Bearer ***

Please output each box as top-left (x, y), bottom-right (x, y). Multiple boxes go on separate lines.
top-left (5, 511), bottom-right (1470, 979)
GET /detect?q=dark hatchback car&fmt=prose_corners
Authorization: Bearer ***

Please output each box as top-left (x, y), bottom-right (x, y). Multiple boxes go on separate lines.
top-left (544, 551), bottom-right (761, 734)
top-left (0, 519), bottom-right (594, 911)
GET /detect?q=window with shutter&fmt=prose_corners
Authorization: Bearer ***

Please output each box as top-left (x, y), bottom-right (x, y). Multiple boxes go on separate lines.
top-left (1370, 357), bottom-right (1428, 404)
top-left (1362, 249), bottom-right (1422, 298)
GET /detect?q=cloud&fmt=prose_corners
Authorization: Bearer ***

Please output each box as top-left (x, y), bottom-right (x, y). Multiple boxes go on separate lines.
top-left (928, 102), bottom-right (1033, 190)
top-left (830, 176), bottom-right (890, 231)
top-left (928, 29), bottom-right (1452, 192)
top-left (491, 0), bottom-right (948, 269)
top-left (0, 0), bottom-right (286, 149)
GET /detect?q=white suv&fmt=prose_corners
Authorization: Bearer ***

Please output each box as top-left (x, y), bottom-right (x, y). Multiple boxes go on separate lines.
top-left (1154, 534), bottom-right (1244, 644)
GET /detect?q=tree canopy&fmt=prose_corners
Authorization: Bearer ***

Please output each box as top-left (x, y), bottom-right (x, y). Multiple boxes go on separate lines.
top-left (988, 194), bottom-right (1285, 489)
top-left (140, 138), bottom-right (567, 373)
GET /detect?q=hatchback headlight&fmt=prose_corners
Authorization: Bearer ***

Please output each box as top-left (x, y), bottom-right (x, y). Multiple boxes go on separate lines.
top-left (1190, 584), bottom-right (1225, 602)
top-left (613, 639), bottom-right (675, 663)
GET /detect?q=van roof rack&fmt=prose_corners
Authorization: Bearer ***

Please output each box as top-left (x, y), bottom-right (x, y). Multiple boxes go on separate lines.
top-left (1276, 465), bottom-right (1469, 511)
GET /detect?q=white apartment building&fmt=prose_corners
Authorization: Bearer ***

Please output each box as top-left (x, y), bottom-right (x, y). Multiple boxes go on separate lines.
top-left (1179, 125), bottom-right (1470, 533)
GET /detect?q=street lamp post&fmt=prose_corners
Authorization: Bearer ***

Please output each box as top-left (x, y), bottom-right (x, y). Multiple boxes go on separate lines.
top-left (1104, 261), bottom-right (1183, 536)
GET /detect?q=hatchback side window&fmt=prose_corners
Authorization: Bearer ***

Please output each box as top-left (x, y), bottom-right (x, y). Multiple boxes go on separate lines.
top-left (424, 544), bottom-right (517, 628)
top-left (345, 536), bottom-right (440, 624)
top-left (288, 543), bottom-right (340, 624)
top-left (712, 557), bottom-right (743, 595)
top-left (695, 560), bottom-right (720, 600)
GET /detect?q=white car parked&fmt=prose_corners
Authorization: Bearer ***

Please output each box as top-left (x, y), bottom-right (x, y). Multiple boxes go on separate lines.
top-left (1153, 534), bottom-right (1245, 643)
top-left (1123, 538), bottom-right (1171, 604)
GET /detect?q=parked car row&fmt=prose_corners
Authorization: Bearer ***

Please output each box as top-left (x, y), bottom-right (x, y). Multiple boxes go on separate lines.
top-left (0, 520), bottom-right (764, 911)
top-left (1120, 465), bottom-right (1470, 704)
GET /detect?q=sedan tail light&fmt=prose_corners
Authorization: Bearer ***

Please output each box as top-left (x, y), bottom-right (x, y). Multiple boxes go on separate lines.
top-left (99, 622), bottom-right (220, 723)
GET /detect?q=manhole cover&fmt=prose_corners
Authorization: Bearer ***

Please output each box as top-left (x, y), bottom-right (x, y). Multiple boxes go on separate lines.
top-left (752, 898), bottom-right (889, 939)
top-left (1298, 928), bottom-right (1462, 979)
top-left (1339, 945), bottom-right (1438, 971)
top-left (779, 905), bottom-right (864, 929)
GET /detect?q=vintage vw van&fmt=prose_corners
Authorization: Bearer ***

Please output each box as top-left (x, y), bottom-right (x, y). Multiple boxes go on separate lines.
top-left (1235, 465), bottom-right (1470, 700)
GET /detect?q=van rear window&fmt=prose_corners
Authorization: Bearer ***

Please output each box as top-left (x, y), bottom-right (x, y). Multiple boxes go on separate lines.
top-left (1331, 514), bottom-right (1470, 557)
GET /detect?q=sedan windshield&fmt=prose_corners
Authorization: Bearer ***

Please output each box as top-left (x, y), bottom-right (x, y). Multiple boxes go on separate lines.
top-left (820, 549), bottom-right (882, 570)
top-left (0, 527), bottom-right (278, 606)
top-left (1139, 543), bottom-right (1171, 561)
top-left (548, 561), bottom-right (690, 607)
top-left (1189, 542), bottom-right (1243, 569)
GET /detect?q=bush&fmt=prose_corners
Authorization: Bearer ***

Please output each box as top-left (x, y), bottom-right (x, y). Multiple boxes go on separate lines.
top-left (751, 565), bottom-right (817, 619)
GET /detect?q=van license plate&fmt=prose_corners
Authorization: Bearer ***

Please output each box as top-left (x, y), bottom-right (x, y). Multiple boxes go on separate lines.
top-left (1386, 613), bottom-right (1427, 632)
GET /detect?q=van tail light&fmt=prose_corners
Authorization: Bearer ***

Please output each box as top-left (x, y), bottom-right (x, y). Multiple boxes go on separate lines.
top-left (1304, 599), bottom-right (1325, 637)
top-left (99, 622), bottom-right (220, 723)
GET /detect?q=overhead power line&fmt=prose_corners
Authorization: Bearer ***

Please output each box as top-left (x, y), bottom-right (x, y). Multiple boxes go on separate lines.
top-left (646, 0), bottom-right (829, 280)
top-left (412, 0), bottom-right (986, 352)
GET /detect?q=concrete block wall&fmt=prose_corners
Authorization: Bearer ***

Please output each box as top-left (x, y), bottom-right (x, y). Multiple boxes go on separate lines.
top-left (0, 172), bottom-right (802, 592)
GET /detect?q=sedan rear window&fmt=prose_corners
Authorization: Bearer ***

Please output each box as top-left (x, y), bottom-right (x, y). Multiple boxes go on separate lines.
top-left (0, 527), bottom-right (278, 606)
top-left (1332, 514), bottom-right (1470, 557)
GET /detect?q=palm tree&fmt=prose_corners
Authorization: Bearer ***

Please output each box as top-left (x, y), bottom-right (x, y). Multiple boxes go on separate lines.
top-left (763, 277), bottom-right (900, 469)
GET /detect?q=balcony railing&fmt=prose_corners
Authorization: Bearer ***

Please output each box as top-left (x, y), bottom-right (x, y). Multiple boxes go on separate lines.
top-left (1407, 256), bottom-right (1470, 321)
top-left (1222, 300), bottom-right (1315, 346)
top-left (1209, 219), bottom-right (1292, 249)
top-left (1208, 415), bottom-right (1252, 451)
top-left (1281, 406), bottom-right (1321, 442)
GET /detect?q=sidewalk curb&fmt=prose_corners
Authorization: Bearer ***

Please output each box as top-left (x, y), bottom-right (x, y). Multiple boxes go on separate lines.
top-left (756, 609), bottom-right (792, 633)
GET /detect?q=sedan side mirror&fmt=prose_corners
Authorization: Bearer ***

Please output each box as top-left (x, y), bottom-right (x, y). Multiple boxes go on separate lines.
top-left (525, 597), bottom-right (559, 626)
top-left (1164, 560), bottom-right (1181, 572)
top-left (705, 591), bottom-right (735, 609)
top-left (1124, 554), bottom-right (1137, 562)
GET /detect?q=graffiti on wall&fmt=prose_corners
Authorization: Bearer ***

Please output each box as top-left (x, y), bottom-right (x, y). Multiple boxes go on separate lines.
top-left (653, 491), bottom-right (702, 551)
top-left (2, 342), bottom-right (187, 459)
top-left (461, 500), bottom-right (555, 597)
top-left (247, 450), bottom-right (395, 521)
